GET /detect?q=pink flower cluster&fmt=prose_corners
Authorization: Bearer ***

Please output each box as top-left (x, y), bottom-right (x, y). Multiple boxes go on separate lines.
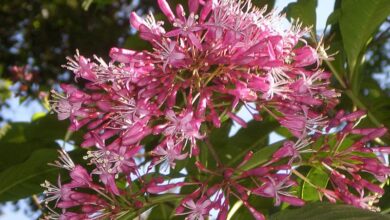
top-left (42, 0), bottom-right (389, 219)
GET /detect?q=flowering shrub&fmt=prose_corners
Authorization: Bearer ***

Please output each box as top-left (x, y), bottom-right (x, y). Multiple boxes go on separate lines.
top-left (42, 0), bottom-right (390, 219)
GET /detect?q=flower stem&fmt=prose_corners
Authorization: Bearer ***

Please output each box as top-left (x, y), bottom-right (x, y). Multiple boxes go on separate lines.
top-left (205, 138), bottom-right (222, 166)
top-left (291, 169), bottom-right (317, 188)
top-left (324, 60), bottom-right (347, 89)
top-left (326, 60), bottom-right (384, 129)
top-left (344, 89), bottom-right (382, 127)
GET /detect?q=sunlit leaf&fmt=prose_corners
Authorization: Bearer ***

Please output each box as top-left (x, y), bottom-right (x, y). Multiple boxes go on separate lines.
top-left (239, 141), bottom-right (283, 171)
top-left (339, 0), bottom-right (390, 75)
top-left (301, 167), bottom-right (329, 201)
top-left (284, 0), bottom-right (317, 31)
top-left (0, 149), bottom-right (59, 202)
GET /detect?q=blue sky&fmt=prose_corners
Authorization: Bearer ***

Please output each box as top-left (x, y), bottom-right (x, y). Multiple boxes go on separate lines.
top-left (0, 0), bottom-right (335, 219)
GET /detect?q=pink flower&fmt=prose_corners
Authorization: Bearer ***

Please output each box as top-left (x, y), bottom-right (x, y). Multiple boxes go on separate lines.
top-left (263, 73), bottom-right (290, 100)
top-left (63, 49), bottom-right (97, 81)
top-left (243, 201), bottom-right (266, 220)
top-left (253, 174), bottom-right (304, 206)
top-left (50, 91), bottom-right (86, 121)
top-left (272, 138), bottom-right (312, 163)
top-left (146, 182), bottom-right (184, 194)
top-left (157, 0), bottom-right (176, 22)
top-left (164, 110), bottom-right (203, 150)
top-left (41, 177), bottom-right (72, 207)
top-left (228, 80), bottom-right (257, 109)
top-left (44, 0), bottom-right (377, 219)
top-left (293, 46), bottom-right (318, 67)
top-left (69, 165), bottom-right (93, 188)
top-left (167, 13), bottom-right (203, 49)
top-left (154, 40), bottom-right (187, 72)
top-left (152, 139), bottom-right (188, 169)
top-left (178, 199), bottom-right (212, 220)
top-left (349, 192), bottom-right (381, 211)
top-left (280, 109), bottom-right (327, 137)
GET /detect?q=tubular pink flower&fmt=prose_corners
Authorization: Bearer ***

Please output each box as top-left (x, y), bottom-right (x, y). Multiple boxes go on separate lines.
top-left (177, 199), bottom-right (212, 220)
top-left (243, 201), bottom-right (266, 220)
top-left (188, 0), bottom-right (200, 14)
top-left (43, 0), bottom-right (390, 219)
top-left (129, 12), bottom-right (144, 30)
top-left (158, 0), bottom-right (176, 22)
top-left (152, 139), bottom-right (188, 169)
top-left (146, 182), bottom-right (184, 194)
top-left (293, 46), bottom-right (318, 67)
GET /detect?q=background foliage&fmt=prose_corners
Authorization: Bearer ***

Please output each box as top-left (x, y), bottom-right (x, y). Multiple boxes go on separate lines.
top-left (0, 0), bottom-right (389, 219)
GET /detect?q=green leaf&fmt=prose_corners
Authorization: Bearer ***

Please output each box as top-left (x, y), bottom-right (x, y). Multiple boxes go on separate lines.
top-left (213, 119), bottom-right (277, 166)
top-left (339, 0), bottom-right (390, 75)
top-left (325, 9), bottom-right (340, 27)
top-left (0, 140), bottom-right (59, 171)
top-left (270, 202), bottom-right (390, 220)
top-left (0, 147), bottom-right (87, 202)
top-left (301, 167), bottom-right (329, 201)
top-left (0, 149), bottom-right (60, 202)
top-left (284, 0), bottom-right (318, 31)
top-left (26, 113), bottom-right (68, 142)
top-left (209, 121), bottom-right (232, 151)
top-left (0, 122), bottom-right (27, 143)
top-left (0, 114), bottom-right (69, 171)
top-left (379, 183), bottom-right (390, 214)
top-left (124, 35), bottom-right (152, 51)
top-left (239, 141), bottom-right (283, 171)
top-left (0, 79), bottom-right (12, 102)
top-left (148, 204), bottom-right (174, 220)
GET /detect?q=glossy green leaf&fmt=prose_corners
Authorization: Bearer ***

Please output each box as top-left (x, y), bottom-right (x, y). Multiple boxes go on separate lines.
top-left (0, 114), bottom-right (68, 170)
top-left (239, 141), bottom-right (283, 171)
top-left (284, 0), bottom-right (318, 31)
top-left (209, 121), bottom-right (232, 151)
top-left (213, 119), bottom-right (277, 166)
top-left (301, 167), bottom-right (329, 201)
top-left (339, 0), bottom-right (390, 75)
top-left (0, 147), bottom-right (87, 202)
top-left (0, 140), bottom-right (59, 171)
top-left (148, 204), bottom-right (174, 220)
top-left (0, 149), bottom-right (60, 202)
top-left (270, 202), bottom-right (390, 220)
top-left (0, 122), bottom-right (27, 143)
top-left (379, 184), bottom-right (390, 214)
top-left (25, 113), bottom-right (68, 142)
top-left (325, 9), bottom-right (340, 27)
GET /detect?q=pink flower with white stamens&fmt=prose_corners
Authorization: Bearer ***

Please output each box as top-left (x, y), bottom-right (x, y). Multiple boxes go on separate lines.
top-left (178, 199), bottom-right (212, 220)
top-left (152, 138), bottom-right (188, 169)
top-left (42, 0), bottom-right (390, 219)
